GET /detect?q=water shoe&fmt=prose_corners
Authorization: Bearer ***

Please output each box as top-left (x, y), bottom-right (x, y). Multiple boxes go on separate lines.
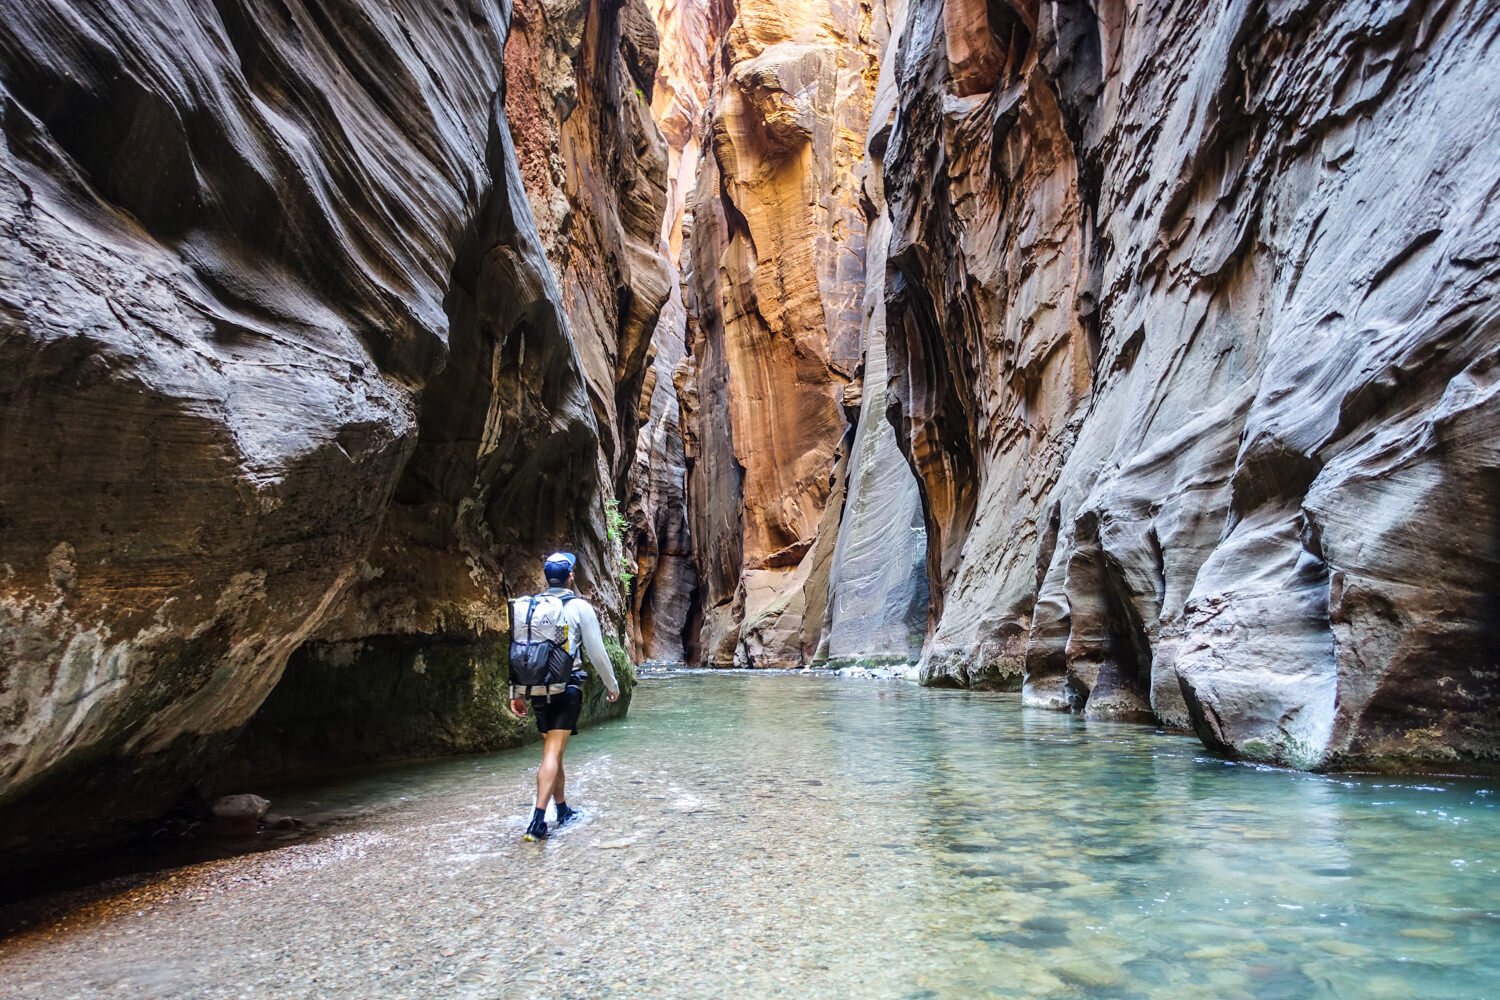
top-left (523, 817), bottom-right (549, 841)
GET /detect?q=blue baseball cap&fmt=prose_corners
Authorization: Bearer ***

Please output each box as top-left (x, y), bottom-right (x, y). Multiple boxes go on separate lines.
top-left (543, 551), bottom-right (577, 579)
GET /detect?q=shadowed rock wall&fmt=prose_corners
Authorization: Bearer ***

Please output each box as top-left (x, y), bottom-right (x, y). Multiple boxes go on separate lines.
top-left (0, 0), bottom-right (657, 870)
top-left (883, 0), bottom-right (1500, 769)
top-left (221, 641), bottom-right (635, 780)
top-left (822, 0), bottom-right (929, 667)
top-left (285, 0), bottom-right (671, 678)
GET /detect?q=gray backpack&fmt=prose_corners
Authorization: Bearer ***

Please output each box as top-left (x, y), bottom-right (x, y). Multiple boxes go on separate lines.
top-left (509, 593), bottom-right (575, 697)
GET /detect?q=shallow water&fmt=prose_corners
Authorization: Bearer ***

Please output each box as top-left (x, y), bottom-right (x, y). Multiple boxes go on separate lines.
top-left (2, 672), bottom-right (1498, 998)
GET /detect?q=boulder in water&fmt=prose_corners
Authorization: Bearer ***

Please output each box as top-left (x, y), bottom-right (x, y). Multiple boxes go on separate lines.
top-left (210, 794), bottom-right (270, 837)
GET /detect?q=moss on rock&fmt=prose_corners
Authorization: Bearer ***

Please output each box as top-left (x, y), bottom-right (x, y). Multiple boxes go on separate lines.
top-left (220, 632), bottom-right (636, 784)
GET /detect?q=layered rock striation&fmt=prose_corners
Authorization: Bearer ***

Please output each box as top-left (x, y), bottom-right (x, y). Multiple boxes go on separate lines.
top-left (670, 0), bottom-right (890, 665)
top-left (0, 0), bottom-right (657, 867)
top-left (822, 0), bottom-right (929, 668)
top-left (623, 0), bottom-right (718, 664)
top-left (881, 0), bottom-right (1500, 769)
top-left (4, 0), bottom-right (1496, 886)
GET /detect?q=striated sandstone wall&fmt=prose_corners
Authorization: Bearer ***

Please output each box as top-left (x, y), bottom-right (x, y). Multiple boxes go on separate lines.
top-left (883, 0), bottom-right (1500, 769)
top-left (623, 0), bottom-right (718, 663)
top-left (230, 0), bottom-right (665, 775)
top-left (884, 0), bottom-right (1092, 688)
top-left (676, 0), bottom-right (883, 665)
top-left (0, 0), bottom-right (657, 868)
top-left (513, 0), bottom-right (671, 497)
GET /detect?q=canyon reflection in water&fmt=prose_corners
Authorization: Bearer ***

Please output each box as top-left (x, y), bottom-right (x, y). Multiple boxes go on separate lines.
top-left (2, 672), bottom-right (1496, 998)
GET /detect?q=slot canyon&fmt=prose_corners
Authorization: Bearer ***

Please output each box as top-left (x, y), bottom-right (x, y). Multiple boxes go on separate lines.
top-left (3, 0), bottom-right (1499, 896)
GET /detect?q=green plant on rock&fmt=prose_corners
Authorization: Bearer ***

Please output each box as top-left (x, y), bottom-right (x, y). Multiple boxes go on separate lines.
top-left (603, 635), bottom-right (637, 696)
top-left (603, 496), bottom-right (635, 605)
top-left (605, 497), bottom-right (627, 544)
top-left (581, 635), bottom-right (636, 722)
top-left (603, 635), bottom-right (631, 677)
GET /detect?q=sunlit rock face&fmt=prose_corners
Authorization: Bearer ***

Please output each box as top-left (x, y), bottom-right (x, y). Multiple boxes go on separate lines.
top-left (624, 0), bottom-right (718, 664)
top-left (0, 0), bottom-right (658, 868)
top-left (674, 0), bottom-right (883, 666)
top-left (506, 0), bottom-right (671, 495)
top-left (884, 1), bottom-right (1500, 768)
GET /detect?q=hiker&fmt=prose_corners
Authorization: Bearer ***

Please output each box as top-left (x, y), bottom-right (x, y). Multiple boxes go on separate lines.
top-left (508, 550), bottom-right (620, 841)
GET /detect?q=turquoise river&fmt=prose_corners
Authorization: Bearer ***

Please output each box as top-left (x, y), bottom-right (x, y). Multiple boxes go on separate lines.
top-left (1, 671), bottom-right (1497, 998)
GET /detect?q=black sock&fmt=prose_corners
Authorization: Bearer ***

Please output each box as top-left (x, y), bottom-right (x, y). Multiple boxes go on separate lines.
top-left (531, 807), bottom-right (546, 826)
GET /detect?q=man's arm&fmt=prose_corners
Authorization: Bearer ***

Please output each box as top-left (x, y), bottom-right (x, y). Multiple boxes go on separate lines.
top-left (576, 601), bottom-right (620, 698)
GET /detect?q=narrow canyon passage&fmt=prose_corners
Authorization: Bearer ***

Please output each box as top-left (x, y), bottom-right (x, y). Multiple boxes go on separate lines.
top-left (3, 675), bottom-right (1497, 998)
top-left (3, 0), bottom-right (1500, 976)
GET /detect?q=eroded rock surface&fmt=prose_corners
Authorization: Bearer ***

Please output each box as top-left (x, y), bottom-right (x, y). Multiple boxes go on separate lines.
top-left (5, 0), bottom-right (1498, 890)
top-left (293, 0), bottom-right (671, 696)
top-left (882, 0), bottom-right (1500, 769)
top-left (823, 0), bottom-right (929, 668)
top-left (623, 0), bottom-right (718, 664)
top-left (671, 0), bottom-right (883, 665)
top-left (223, 643), bottom-right (634, 779)
top-left (0, 0), bottom-right (655, 869)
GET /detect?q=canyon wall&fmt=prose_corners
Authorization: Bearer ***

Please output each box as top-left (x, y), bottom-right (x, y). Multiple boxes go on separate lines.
top-left (882, 0), bottom-right (1500, 769)
top-left (624, 0), bottom-right (716, 663)
top-left (821, 0), bottom-right (929, 667)
top-left (3, 0), bottom-right (1496, 886)
top-left (0, 0), bottom-right (658, 868)
top-left (670, 0), bottom-right (900, 666)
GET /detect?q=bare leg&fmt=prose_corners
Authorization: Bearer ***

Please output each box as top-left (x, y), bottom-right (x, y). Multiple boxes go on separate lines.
top-left (535, 729), bottom-right (572, 811)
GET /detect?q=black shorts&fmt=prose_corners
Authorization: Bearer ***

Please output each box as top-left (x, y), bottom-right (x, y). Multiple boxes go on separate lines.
top-left (532, 685), bottom-right (583, 734)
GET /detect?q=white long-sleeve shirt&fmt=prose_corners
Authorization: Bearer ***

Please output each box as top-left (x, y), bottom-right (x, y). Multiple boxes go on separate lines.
top-left (511, 587), bottom-right (620, 698)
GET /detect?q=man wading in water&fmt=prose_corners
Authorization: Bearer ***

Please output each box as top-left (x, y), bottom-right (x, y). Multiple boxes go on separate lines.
top-left (509, 551), bottom-right (620, 841)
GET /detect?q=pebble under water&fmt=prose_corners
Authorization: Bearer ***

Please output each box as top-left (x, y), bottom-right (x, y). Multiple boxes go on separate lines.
top-left (2, 671), bottom-right (1498, 998)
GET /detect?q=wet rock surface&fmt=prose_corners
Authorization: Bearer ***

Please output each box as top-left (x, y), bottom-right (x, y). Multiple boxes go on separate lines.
top-left (880, 0), bottom-right (1500, 767)
top-left (221, 642), bottom-right (636, 780)
top-left (208, 794), bottom-right (270, 838)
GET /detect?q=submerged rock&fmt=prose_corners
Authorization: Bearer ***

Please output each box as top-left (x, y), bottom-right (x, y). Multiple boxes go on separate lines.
top-left (210, 794), bottom-right (270, 837)
top-left (211, 794), bottom-right (269, 819)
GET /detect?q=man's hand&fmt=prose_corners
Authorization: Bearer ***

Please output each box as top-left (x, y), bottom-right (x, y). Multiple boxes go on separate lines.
top-left (607, 690), bottom-right (620, 703)
top-left (510, 697), bottom-right (528, 717)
